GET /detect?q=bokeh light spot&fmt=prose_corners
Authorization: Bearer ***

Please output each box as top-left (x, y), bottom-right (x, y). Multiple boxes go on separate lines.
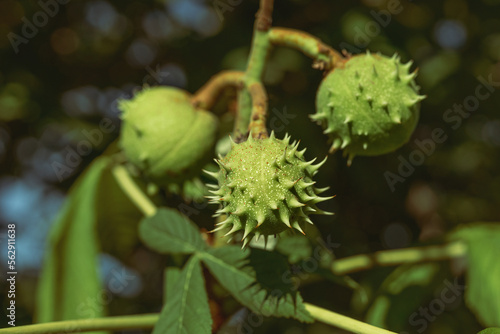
top-left (61, 86), bottom-right (100, 117)
top-left (85, 0), bottom-right (118, 33)
top-left (125, 39), bottom-right (157, 67)
top-left (434, 19), bottom-right (467, 49)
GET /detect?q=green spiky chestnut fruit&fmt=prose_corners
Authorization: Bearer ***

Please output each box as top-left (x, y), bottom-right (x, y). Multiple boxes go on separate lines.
top-left (206, 132), bottom-right (333, 247)
top-left (119, 86), bottom-right (218, 184)
top-left (313, 52), bottom-right (425, 163)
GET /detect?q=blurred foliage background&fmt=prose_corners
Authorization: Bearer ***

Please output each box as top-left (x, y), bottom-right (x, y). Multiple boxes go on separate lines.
top-left (1, 0), bottom-right (500, 333)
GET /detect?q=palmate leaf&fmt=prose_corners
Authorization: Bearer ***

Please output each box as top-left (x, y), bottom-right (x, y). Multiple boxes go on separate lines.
top-left (36, 141), bottom-right (151, 331)
top-left (139, 208), bottom-right (313, 328)
top-left (364, 263), bottom-right (443, 331)
top-left (36, 157), bottom-right (111, 333)
top-left (153, 256), bottom-right (212, 334)
top-left (139, 208), bottom-right (208, 254)
top-left (201, 247), bottom-right (313, 323)
top-left (450, 223), bottom-right (500, 327)
top-left (164, 267), bottom-right (182, 304)
top-left (275, 234), bottom-right (313, 264)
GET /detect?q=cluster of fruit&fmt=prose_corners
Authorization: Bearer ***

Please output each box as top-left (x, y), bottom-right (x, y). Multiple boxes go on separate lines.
top-left (118, 52), bottom-right (424, 244)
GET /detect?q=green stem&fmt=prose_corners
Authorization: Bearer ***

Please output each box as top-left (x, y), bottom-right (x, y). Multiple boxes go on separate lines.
top-left (234, 88), bottom-right (253, 139)
top-left (112, 165), bottom-right (157, 217)
top-left (0, 314), bottom-right (159, 334)
top-left (0, 304), bottom-right (398, 334)
top-left (234, 0), bottom-right (273, 140)
top-left (268, 27), bottom-right (345, 70)
top-left (235, 4), bottom-right (349, 138)
top-left (331, 241), bottom-right (467, 276)
top-left (305, 303), bottom-right (397, 334)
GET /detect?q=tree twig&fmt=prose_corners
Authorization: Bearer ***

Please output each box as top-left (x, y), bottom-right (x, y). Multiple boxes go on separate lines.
top-left (255, 0), bottom-right (274, 31)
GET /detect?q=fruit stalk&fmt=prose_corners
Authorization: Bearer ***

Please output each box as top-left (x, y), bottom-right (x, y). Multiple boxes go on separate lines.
top-left (268, 27), bottom-right (345, 70)
top-left (191, 70), bottom-right (244, 110)
top-left (234, 0), bottom-right (352, 139)
top-left (247, 81), bottom-right (268, 138)
top-left (235, 0), bottom-right (274, 139)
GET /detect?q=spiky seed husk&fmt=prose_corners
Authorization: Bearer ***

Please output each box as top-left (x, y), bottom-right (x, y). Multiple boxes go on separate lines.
top-left (119, 86), bottom-right (218, 185)
top-left (313, 52), bottom-right (425, 164)
top-left (206, 132), bottom-right (333, 245)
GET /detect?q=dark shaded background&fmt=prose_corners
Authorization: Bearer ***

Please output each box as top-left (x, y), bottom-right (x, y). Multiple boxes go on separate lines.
top-left (1, 0), bottom-right (500, 333)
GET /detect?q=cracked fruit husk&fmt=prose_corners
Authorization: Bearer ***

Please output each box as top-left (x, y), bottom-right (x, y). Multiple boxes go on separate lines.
top-left (119, 86), bottom-right (218, 184)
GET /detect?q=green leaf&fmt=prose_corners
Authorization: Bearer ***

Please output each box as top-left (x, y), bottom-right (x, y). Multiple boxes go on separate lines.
top-left (276, 232), bottom-right (362, 302)
top-left (248, 249), bottom-right (297, 296)
top-left (164, 267), bottom-right (182, 304)
top-left (140, 208), bottom-right (312, 323)
top-left (201, 246), bottom-right (313, 323)
top-left (36, 157), bottom-right (111, 333)
top-left (153, 256), bottom-right (212, 334)
top-left (275, 235), bottom-right (313, 264)
top-left (478, 328), bottom-right (500, 334)
top-left (450, 223), bottom-right (500, 327)
top-left (139, 208), bottom-right (208, 254)
top-left (364, 263), bottom-right (441, 329)
top-left (380, 262), bottom-right (441, 295)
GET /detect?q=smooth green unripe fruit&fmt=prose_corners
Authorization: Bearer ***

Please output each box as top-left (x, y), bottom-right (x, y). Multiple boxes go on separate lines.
top-left (119, 86), bottom-right (218, 184)
top-left (206, 132), bottom-right (333, 247)
top-left (313, 52), bottom-right (425, 164)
